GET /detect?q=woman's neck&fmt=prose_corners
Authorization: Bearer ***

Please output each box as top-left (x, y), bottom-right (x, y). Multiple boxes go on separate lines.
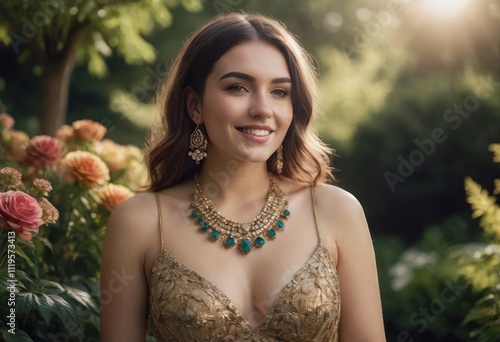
top-left (197, 158), bottom-right (271, 204)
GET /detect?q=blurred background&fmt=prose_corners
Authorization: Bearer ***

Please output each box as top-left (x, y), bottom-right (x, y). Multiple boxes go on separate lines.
top-left (1, 0), bottom-right (499, 340)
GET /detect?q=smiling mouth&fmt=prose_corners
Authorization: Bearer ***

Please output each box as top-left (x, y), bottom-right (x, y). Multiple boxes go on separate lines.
top-left (237, 128), bottom-right (272, 136)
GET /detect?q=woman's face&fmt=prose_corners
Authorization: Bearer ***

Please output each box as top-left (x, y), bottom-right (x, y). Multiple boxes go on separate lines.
top-left (193, 40), bottom-right (293, 167)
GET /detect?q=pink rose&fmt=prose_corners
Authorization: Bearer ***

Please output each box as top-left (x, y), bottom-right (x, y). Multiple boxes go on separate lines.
top-left (0, 191), bottom-right (45, 241)
top-left (24, 135), bottom-right (64, 169)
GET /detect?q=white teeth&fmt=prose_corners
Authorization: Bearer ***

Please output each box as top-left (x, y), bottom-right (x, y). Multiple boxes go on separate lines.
top-left (240, 128), bottom-right (271, 136)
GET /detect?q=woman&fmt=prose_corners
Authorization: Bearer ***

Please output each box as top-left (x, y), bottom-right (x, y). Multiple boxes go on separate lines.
top-left (100, 12), bottom-right (386, 341)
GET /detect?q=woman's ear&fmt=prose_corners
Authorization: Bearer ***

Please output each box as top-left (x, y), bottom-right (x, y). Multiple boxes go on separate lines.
top-left (185, 87), bottom-right (202, 124)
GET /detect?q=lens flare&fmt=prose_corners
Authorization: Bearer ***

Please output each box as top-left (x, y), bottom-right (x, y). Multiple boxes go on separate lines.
top-left (425, 0), bottom-right (469, 17)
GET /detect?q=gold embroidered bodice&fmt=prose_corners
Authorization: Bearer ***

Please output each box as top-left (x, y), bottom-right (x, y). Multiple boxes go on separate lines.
top-left (149, 189), bottom-right (341, 341)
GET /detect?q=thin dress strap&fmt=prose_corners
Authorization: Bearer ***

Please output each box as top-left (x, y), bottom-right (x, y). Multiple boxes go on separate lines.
top-left (154, 192), bottom-right (165, 250)
top-left (310, 186), bottom-right (322, 242)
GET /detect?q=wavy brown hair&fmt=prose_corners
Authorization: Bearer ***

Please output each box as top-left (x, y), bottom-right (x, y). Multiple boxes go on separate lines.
top-left (145, 12), bottom-right (334, 192)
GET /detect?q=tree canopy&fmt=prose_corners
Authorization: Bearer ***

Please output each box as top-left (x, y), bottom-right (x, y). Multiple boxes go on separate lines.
top-left (0, 0), bottom-right (202, 135)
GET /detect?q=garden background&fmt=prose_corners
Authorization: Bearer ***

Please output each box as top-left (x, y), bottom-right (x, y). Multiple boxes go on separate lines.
top-left (0, 0), bottom-right (499, 341)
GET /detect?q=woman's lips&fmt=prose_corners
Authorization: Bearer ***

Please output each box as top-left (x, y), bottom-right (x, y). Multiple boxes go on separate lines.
top-left (236, 127), bottom-right (272, 143)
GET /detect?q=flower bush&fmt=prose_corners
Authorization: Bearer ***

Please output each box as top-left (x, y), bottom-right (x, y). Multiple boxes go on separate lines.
top-left (0, 114), bottom-right (147, 341)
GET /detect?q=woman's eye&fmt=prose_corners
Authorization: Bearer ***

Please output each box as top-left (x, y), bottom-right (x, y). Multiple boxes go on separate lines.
top-left (227, 85), bottom-right (247, 92)
top-left (272, 88), bottom-right (289, 97)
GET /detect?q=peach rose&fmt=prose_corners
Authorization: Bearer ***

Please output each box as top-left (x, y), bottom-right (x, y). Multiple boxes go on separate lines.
top-left (94, 139), bottom-right (128, 171)
top-left (6, 130), bottom-right (29, 161)
top-left (24, 135), bottom-right (64, 169)
top-left (0, 113), bottom-right (14, 131)
top-left (56, 124), bottom-right (75, 142)
top-left (72, 119), bottom-right (107, 141)
top-left (99, 184), bottom-right (133, 212)
top-left (0, 191), bottom-right (45, 241)
top-left (62, 151), bottom-right (110, 187)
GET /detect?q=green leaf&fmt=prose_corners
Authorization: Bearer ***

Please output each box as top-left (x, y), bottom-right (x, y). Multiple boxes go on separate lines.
top-left (14, 245), bottom-right (35, 269)
top-left (64, 285), bottom-right (99, 312)
top-left (34, 293), bottom-right (55, 326)
top-left (0, 25), bottom-right (11, 45)
top-left (0, 328), bottom-right (34, 342)
top-left (39, 279), bottom-right (65, 295)
top-left (46, 294), bottom-right (84, 332)
top-left (16, 292), bottom-right (35, 317)
top-left (181, 0), bottom-right (203, 12)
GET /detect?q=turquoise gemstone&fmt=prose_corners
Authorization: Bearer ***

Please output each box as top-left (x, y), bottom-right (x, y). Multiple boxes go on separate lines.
top-left (210, 230), bottom-right (220, 241)
top-left (225, 237), bottom-right (235, 248)
top-left (191, 210), bottom-right (198, 218)
top-left (239, 238), bottom-right (252, 254)
top-left (196, 218), bottom-right (203, 225)
top-left (283, 209), bottom-right (290, 217)
top-left (276, 220), bottom-right (285, 229)
top-left (200, 224), bottom-right (209, 231)
top-left (267, 229), bottom-right (277, 239)
top-left (254, 237), bottom-right (265, 248)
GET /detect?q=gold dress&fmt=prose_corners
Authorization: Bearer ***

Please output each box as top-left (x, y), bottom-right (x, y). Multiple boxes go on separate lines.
top-left (149, 190), bottom-right (341, 341)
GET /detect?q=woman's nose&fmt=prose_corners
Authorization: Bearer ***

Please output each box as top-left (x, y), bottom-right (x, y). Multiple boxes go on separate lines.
top-left (248, 91), bottom-right (273, 119)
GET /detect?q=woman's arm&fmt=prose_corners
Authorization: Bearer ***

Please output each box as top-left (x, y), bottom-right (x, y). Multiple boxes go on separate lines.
top-left (324, 186), bottom-right (386, 341)
top-left (100, 194), bottom-right (155, 341)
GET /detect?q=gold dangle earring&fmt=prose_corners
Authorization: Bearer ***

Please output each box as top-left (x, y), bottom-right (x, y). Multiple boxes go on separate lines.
top-left (188, 121), bottom-right (207, 165)
top-left (276, 144), bottom-right (283, 174)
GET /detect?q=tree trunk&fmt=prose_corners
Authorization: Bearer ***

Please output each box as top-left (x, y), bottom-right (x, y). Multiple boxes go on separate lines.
top-left (39, 29), bottom-right (82, 136)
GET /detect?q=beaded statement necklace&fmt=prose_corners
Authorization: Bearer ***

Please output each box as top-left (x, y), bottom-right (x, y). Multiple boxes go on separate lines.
top-left (189, 174), bottom-right (290, 255)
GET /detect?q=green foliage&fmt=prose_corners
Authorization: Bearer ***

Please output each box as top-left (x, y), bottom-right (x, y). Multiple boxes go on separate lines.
top-left (317, 45), bottom-right (402, 143)
top-left (0, 0), bottom-right (202, 76)
top-left (382, 145), bottom-right (500, 341)
top-left (334, 75), bottom-right (500, 241)
top-left (379, 215), bottom-right (481, 342)
top-left (457, 145), bottom-right (500, 341)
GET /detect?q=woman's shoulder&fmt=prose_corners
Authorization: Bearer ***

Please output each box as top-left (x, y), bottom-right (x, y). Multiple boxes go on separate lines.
top-left (314, 183), bottom-right (363, 211)
top-left (110, 192), bottom-right (158, 224)
top-left (104, 192), bottom-right (160, 246)
top-left (312, 183), bottom-right (369, 237)
top-left (111, 180), bottom-right (192, 220)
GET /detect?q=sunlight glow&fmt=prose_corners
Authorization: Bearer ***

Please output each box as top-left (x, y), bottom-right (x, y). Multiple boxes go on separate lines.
top-left (424, 0), bottom-right (469, 17)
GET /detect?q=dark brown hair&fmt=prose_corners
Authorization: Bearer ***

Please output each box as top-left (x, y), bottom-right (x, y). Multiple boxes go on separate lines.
top-left (145, 12), bottom-right (333, 192)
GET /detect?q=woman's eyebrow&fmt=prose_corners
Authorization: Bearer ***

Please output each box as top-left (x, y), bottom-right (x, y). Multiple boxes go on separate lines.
top-left (218, 71), bottom-right (292, 84)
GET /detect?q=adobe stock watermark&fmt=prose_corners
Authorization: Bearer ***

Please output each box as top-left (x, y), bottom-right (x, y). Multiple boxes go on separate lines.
top-left (5, 231), bottom-right (17, 335)
top-left (397, 278), bottom-right (468, 342)
top-left (100, 267), bottom-right (136, 310)
top-left (385, 76), bottom-right (500, 192)
top-left (8, 0), bottom-right (64, 54)
top-left (340, 0), bottom-right (410, 58)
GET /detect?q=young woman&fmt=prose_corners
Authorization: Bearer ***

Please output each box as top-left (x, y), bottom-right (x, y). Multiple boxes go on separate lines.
top-left (100, 12), bottom-right (386, 341)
